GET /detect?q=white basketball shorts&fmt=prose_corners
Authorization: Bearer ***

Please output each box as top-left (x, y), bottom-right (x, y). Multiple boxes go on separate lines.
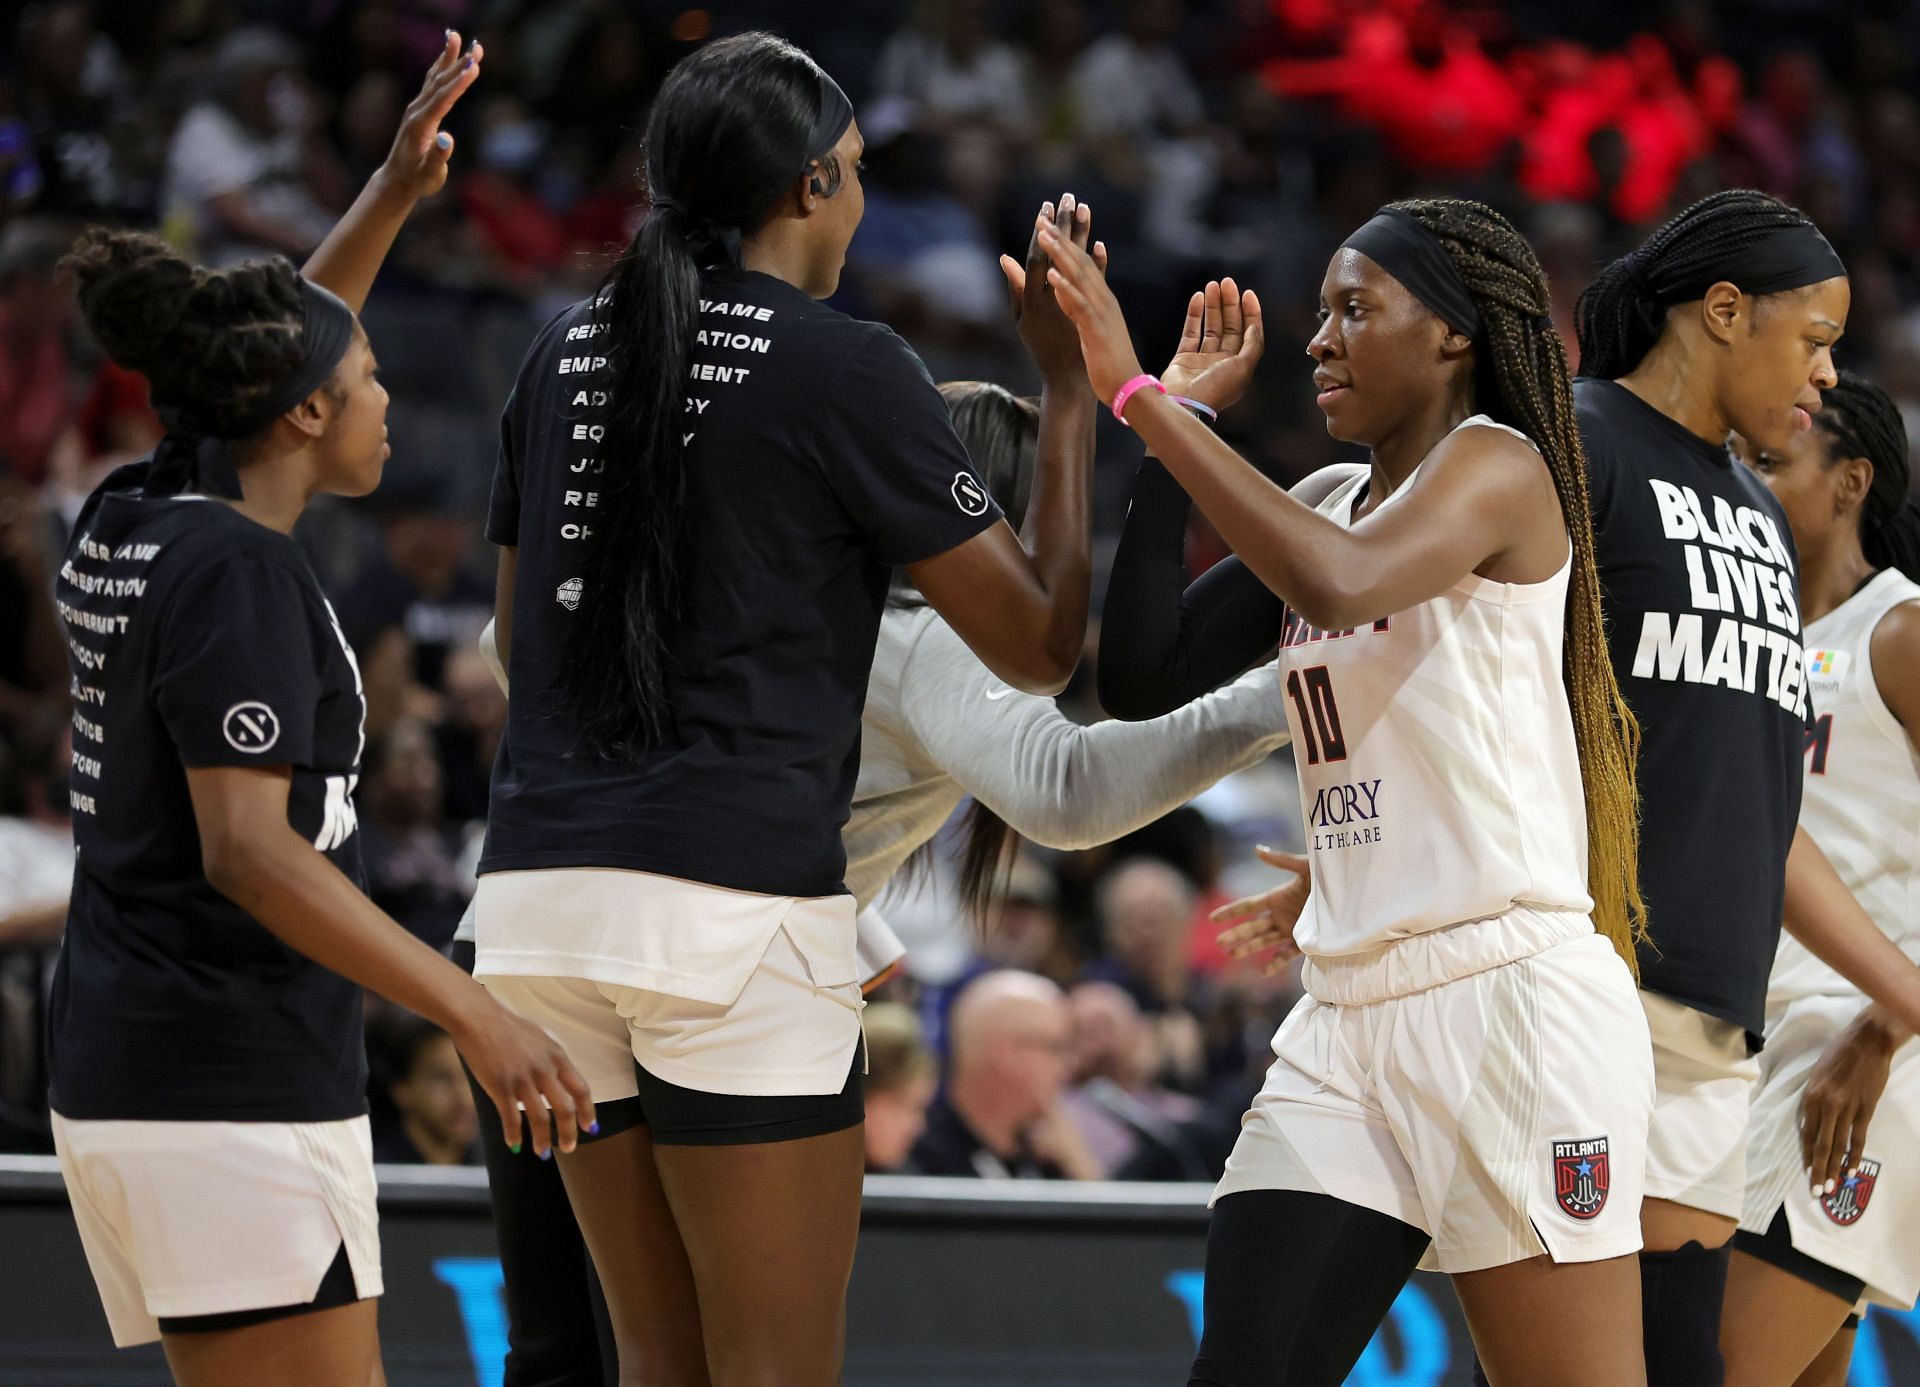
top-left (1641, 990), bottom-right (1762, 1220)
top-left (1740, 993), bottom-right (1920, 1310)
top-left (52, 1113), bottom-right (381, 1347)
top-left (1215, 931), bottom-right (1653, 1274)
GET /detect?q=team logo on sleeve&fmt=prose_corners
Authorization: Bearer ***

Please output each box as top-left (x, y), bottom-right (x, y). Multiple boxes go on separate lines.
top-left (1552, 1137), bottom-right (1610, 1219)
top-left (556, 578), bottom-right (583, 611)
top-left (222, 701), bottom-right (281, 754)
top-left (1822, 1160), bottom-right (1880, 1225)
top-left (951, 471), bottom-right (990, 516)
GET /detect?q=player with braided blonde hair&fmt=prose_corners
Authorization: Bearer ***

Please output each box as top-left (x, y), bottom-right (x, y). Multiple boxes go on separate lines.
top-left (1054, 197), bottom-right (1655, 1385)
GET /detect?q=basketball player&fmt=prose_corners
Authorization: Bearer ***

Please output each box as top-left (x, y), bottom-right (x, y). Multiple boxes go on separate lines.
top-left (1717, 374), bottom-right (1920, 1386)
top-left (1571, 191), bottom-right (1920, 1386)
top-left (472, 33), bottom-right (1098, 1386)
top-left (46, 37), bottom-right (594, 1387)
top-left (1045, 198), bottom-right (1654, 1385)
top-left (454, 377), bottom-right (1294, 1387)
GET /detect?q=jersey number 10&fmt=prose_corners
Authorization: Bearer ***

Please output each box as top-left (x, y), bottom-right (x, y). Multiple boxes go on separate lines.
top-left (1286, 666), bottom-right (1348, 765)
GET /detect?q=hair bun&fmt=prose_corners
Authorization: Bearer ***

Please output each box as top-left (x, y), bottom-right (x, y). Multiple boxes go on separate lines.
top-left (60, 227), bottom-right (201, 375)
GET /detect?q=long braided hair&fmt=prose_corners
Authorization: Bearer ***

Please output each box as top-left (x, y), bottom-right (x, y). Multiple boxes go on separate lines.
top-left (1814, 373), bottom-right (1920, 580)
top-left (1574, 190), bottom-right (1827, 380)
top-left (1391, 197), bottom-right (1648, 971)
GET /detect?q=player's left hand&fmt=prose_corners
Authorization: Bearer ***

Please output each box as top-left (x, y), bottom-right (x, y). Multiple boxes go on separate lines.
top-left (1799, 1005), bottom-right (1901, 1198)
top-left (1160, 277), bottom-right (1266, 414)
top-left (1211, 845), bottom-right (1309, 976)
top-left (379, 30), bottom-right (483, 202)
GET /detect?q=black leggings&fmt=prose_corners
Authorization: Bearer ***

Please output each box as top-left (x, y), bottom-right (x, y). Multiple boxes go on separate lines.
top-left (455, 942), bottom-right (615, 1387)
top-left (1188, 1189), bottom-right (1431, 1387)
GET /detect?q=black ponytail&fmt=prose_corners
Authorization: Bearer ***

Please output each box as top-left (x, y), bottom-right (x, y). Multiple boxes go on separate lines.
top-left (1815, 372), bottom-right (1920, 582)
top-left (561, 32), bottom-right (841, 760)
top-left (1575, 190), bottom-right (1828, 380)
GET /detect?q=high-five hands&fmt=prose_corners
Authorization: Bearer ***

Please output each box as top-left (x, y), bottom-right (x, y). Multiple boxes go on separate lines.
top-left (1001, 194), bottom-right (1108, 389)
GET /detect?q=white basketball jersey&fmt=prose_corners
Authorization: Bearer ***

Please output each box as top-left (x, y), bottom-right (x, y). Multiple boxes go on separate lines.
top-left (1285, 417), bottom-right (1592, 962)
top-left (1767, 568), bottom-right (1920, 1013)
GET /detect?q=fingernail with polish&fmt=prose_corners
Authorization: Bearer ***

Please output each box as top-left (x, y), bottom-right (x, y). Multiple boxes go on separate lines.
top-left (1826, 1179), bottom-right (1838, 1194)
top-left (588, 1121), bottom-right (601, 1135)
top-left (538, 1148), bottom-right (553, 1161)
top-left (508, 1142), bottom-right (522, 1154)
top-left (436, 132), bottom-right (452, 150)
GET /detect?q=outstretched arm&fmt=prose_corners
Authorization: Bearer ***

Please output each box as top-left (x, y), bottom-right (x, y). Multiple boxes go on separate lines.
top-left (908, 198), bottom-right (1099, 695)
top-left (899, 615), bottom-right (1288, 847)
top-left (302, 32), bottom-right (481, 311)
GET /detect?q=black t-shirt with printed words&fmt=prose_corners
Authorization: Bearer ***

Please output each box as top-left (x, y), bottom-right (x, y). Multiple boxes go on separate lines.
top-left (1578, 378), bottom-right (1807, 1041)
top-left (47, 464), bottom-right (370, 1122)
top-left (484, 268), bottom-right (1002, 897)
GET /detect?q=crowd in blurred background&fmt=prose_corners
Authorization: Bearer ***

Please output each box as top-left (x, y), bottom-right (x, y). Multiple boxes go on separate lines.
top-left (2, 0), bottom-right (1917, 1178)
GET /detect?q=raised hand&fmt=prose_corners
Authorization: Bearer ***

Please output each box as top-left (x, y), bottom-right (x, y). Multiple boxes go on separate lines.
top-left (378, 30), bottom-right (484, 201)
top-left (1212, 845), bottom-right (1310, 976)
top-left (1002, 193), bottom-right (1104, 389)
top-left (303, 32), bottom-right (484, 310)
top-left (1035, 214), bottom-right (1147, 407)
top-left (1161, 277), bottom-right (1266, 413)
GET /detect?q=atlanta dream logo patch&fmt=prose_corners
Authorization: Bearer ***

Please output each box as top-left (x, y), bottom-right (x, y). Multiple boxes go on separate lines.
top-left (1553, 1137), bottom-right (1610, 1220)
top-left (1822, 1160), bottom-right (1880, 1225)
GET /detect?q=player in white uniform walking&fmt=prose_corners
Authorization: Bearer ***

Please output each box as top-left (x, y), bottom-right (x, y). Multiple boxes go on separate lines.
top-left (1044, 199), bottom-right (1654, 1385)
top-left (1719, 373), bottom-right (1920, 1386)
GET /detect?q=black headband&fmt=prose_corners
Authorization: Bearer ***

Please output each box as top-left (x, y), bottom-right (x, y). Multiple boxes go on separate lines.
top-left (146, 277), bottom-right (357, 499)
top-left (650, 66), bottom-right (854, 269)
top-left (806, 68), bottom-right (854, 165)
top-left (1342, 208), bottom-right (1481, 339)
top-left (1628, 222), bottom-right (1846, 306)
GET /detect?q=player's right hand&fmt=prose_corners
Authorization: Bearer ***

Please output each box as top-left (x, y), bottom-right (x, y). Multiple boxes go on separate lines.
top-left (1799, 1004), bottom-right (1900, 1198)
top-left (455, 998), bottom-right (596, 1158)
top-left (1212, 845), bottom-right (1310, 976)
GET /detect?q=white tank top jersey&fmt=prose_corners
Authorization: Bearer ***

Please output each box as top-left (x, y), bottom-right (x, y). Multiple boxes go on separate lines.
top-left (1285, 416), bottom-right (1594, 999)
top-left (1766, 567), bottom-right (1920, 1015)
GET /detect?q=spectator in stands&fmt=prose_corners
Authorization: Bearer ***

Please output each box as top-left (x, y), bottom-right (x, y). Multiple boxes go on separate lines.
top-left (0, 725), bottom-right (74, 1152)
top-left (14, 1), bottom-right (143, 222)
top-left (1061, 980), bottom-right (1215, 1180)
top-left (0, 474), bottom-right (64, 736)
top-left (872, 0), bottom-right (1032, 140)
top-left (369, 1011), bottom-right (480, 1167)
top-left (359, 717), bottom-right (473, 951)
top-left (162, 27), bottom-right (345, 265)
top-left (1086, 857), bottom-right (1208, 1090)
top-left (908, 970), bottom-right (1101, 1180)
top-left (863, 1002), bottom-right (938, 1173)
top-left (335, 463), bottom-right (493, 731)
top-left (0, 224), bottom-right (81, 489)
top-left (1070, 0), bottom-right (1203, 145)
top-left (434, 645), bottom-right (507, 829)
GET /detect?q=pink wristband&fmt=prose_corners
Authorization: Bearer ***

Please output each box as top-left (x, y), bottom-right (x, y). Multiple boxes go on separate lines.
top-left (1111, 373), bottom-right (1167, 425)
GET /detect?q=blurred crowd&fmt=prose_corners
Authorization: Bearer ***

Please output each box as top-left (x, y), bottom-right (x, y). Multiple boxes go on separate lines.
top-left (2, 0), bottom-right (1919, 1174)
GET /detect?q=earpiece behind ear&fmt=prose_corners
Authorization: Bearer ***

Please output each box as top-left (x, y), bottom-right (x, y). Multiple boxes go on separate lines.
top-left (809, 176), bottom-right (826, 198)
